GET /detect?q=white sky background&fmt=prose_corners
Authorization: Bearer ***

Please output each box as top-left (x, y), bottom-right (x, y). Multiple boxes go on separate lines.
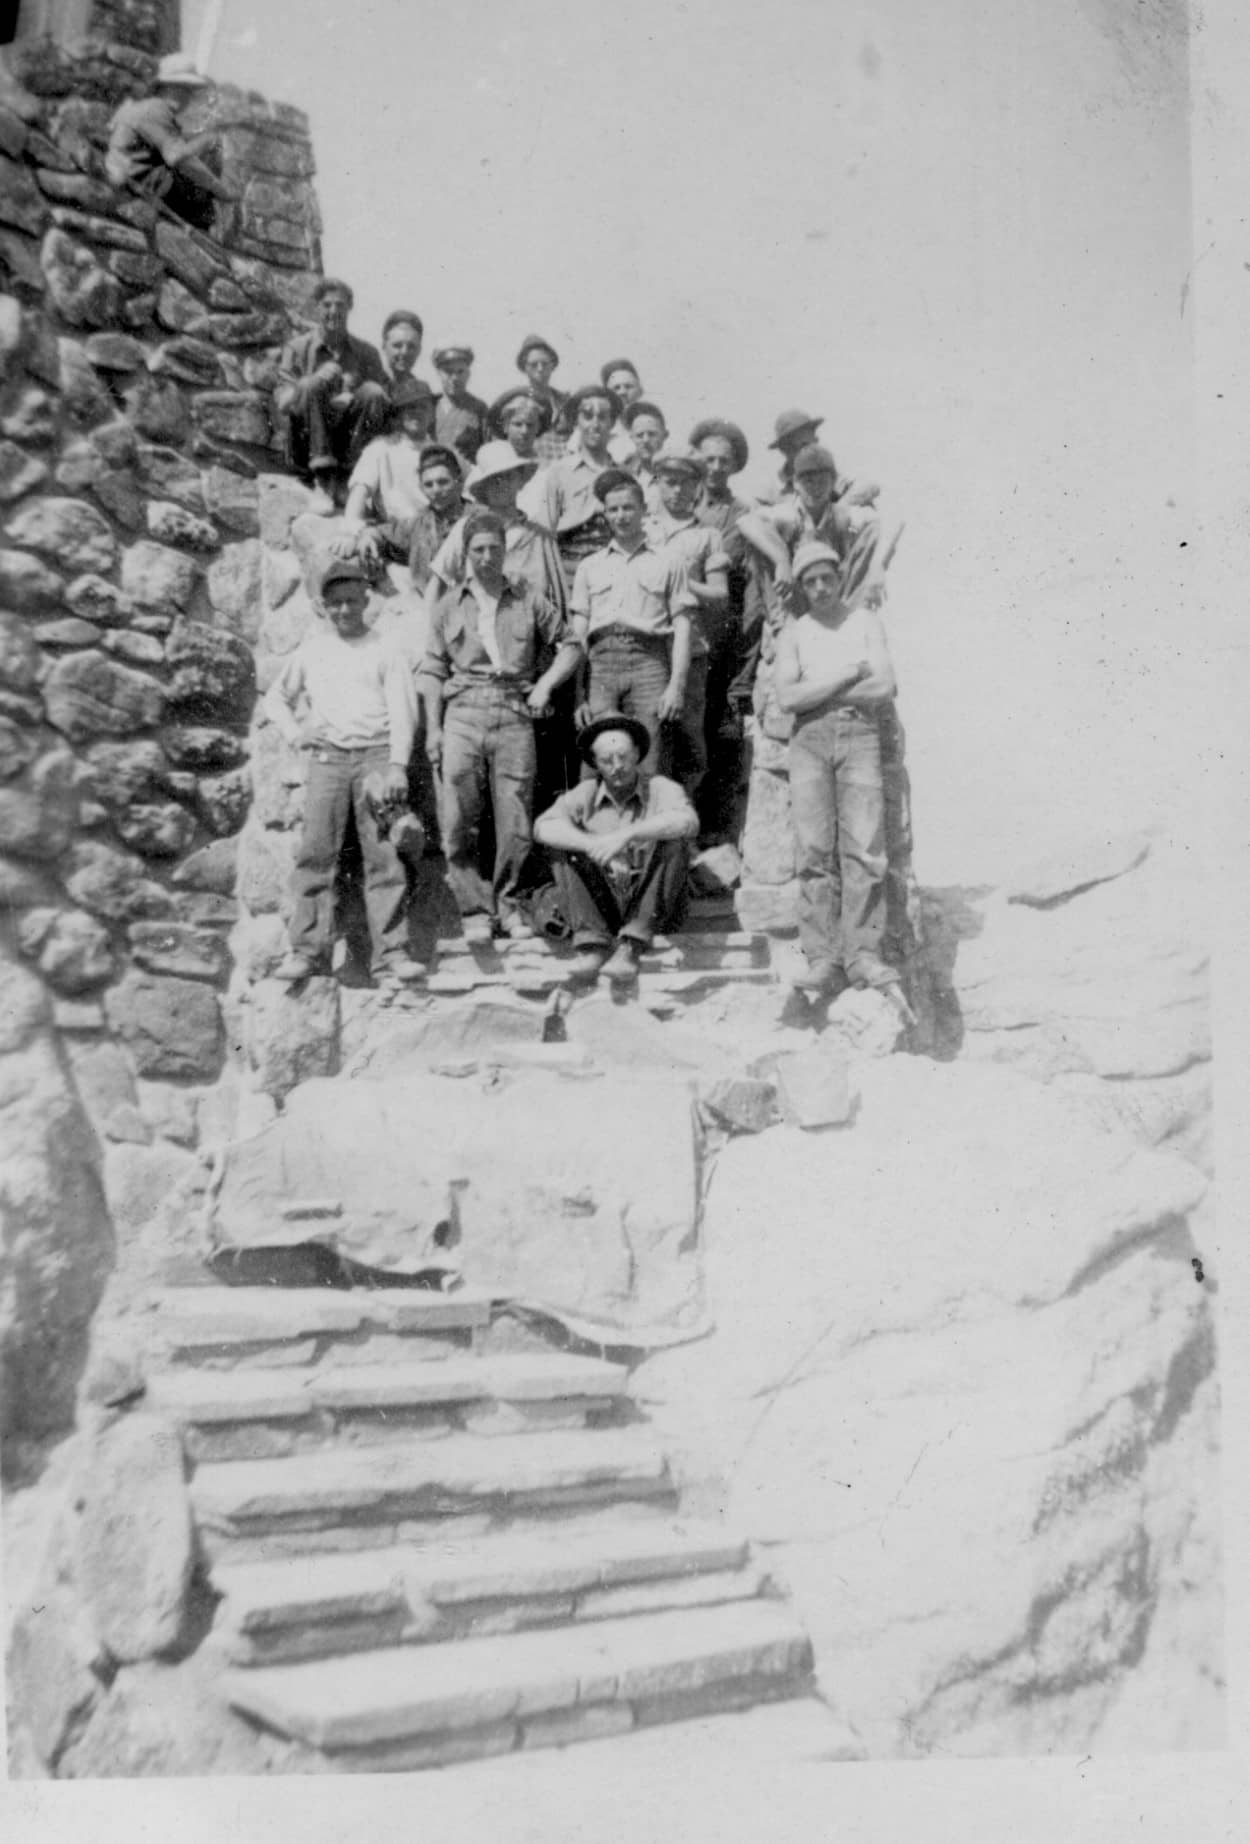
top-left (187, 0), bottom-right (1203, 880)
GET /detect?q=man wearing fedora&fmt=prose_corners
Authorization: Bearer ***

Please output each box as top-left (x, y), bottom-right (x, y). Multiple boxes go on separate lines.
top-left (433, 345), bottom-right (489, 466)
top-left (534, 713), bottom-right (698, 989)
top-left (426, 440), bottom-right (567, 617)
top-left (106, 52), bottom-right (239, 234)
top-left (421, 511), bottom-right (582, 946)
top-left (275, 277), bottom-right (390, 516)
top-left (515, 335), bottom-right (567, 464)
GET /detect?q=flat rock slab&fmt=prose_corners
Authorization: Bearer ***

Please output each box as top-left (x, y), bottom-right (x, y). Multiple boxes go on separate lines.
top-left (223, 1600), bottom-right (812, 1750)
top-left (151, 1285), bottom-right (491, 1350)
top-left (75, 1413), bottom-right (195, 1664)
top-left (213, 1520), bottom-right (751, 1634)
top-left (191, 1428), bottom-right (671, 1530)
top-left (149, 1352), bottom-right (627, 1424)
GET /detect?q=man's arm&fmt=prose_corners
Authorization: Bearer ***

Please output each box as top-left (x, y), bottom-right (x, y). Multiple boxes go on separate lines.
top-left (657, 604), bottom-right (692, 722)
top-left (274, 335), bottom-right (328, 417)
top-left (381, 648), bottom-right (417, 771)
top-left (842, 611), bottom-right (897, 706)
top-left (737, 508), bottom-right (795, 584)
top-left (528, 595), bottom-right (584, 715)
top-left (533, 787), bottom-right (592, 853)
top-left (621, 780), bottom-right (698, 845)
top-left (773, 622), bottom-right (868, 715)
top-left (415, 606), bottom-right (452, 766)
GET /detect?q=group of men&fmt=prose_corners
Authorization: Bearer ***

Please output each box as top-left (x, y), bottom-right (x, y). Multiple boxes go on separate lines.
top-left (263, 273), bottom-right (910, 1002)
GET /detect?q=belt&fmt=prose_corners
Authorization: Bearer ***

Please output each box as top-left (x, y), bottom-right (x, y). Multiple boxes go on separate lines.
top-left (587, 624), bottom-right (669, 647)
top-left (312, 740), bottom-right (389, 759)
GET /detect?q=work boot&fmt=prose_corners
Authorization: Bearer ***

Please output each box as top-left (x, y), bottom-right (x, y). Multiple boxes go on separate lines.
top-left (602, 938), bottom-right (643, 989)
top-left (462, 914), bottom-right (493, 948)
top-left (273, 953), bottom-right (321, 983)
top-left (567, 945), bottom-right (610, 985)
top-left (377, 955), bottom-right (428, 986)
top-left (793, 960), bottom-right (845, 997)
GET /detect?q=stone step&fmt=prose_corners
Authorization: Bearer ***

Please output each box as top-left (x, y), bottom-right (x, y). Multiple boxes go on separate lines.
top-left (191, 1428), bottom-right (674, 1563)
top-left (425, 966), bottom-right (775, 998)
top-left (147, 1284), bottom-right (490, 1369)
top-left (222, 1599), bottom-right (814, 1763)
top-left (148, 1353), bottom-right (629, 1460)
top-left (210, 1519), bottom-right (761, 1666)
top-left (435, 932), bottom-right (767, 966)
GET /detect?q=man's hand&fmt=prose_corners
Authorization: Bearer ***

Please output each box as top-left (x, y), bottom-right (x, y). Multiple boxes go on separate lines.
top-left (574, 699), bottom-right (594, 730)
top-left (381, 764), bottom-right (408, 804)
top-left (657, 680), bottom-right (685, 723)
top-left (527, 685), bottom-right (553, 719)
top-left (425, 729), bottom-right (443, 770)
top-left (297, 717), bottom-right (326, 751)
top-left (315, 361), bottom-right (343, 388)
top-left (583, 827), bottom-right (633, 867)
top-left (356, 529), bottom-right (384, 569)
top-left (864, 582), bottom-right (887, 611)
top-left (330, 530), bottom-right (359, 559)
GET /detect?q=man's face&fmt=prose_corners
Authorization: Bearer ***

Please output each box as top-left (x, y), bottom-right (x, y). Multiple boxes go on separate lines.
top-left (318, 290), bottom-right (351, 343)
top-left (473, 470), bottom-right (524, 511)
top-left (503, 401), bottom-right (542, 455)
top-left (398, 401), bottom-right (435, 442)
top-left (605, 367), bottom-right (642, 409)
top-left (699, 436), bottom-right (736, 494)
top-left (466, 529), bottom-right (506, 581)
top-left (795, 465), bottom-right (837, 516)
top-left (630, 414), bottom-right (666, 463)
top-left (657, 469), bottom-right (698, 519)
top-left (577, 395), bottom-right (615, 449)
top-left (523, 349), bottom-right (556, 389)
top-left (322, 578), bottom-right (369, 636)
top-left (798, 562), bottom-right (841, 610)
top-left (603, 484), bottom-right (644, 543)
top-left (437, 358), bottom-right (472, 399)
top-left (384, 322), bottom-right (421, 375)
top-left (591, 730), bottom-right (642, 797)
top-left (420, 463), bottom-right (460, 512)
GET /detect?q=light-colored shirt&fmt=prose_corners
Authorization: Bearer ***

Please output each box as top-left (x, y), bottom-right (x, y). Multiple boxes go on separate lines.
top-left (429, 510), bottom-right (568, 619)
top-left (264, 625), bottom-right (416, 763)
top-left (571, 538), bottom-right (696, 641)
top-left (537, 771), bottom-right (698, 848)
top-left (347, 436), bottom-right (430, 526)
top-left (536, 449), bottom-right (615, 536)
top-left (420, 579), bottom-right (575, 697)
top-left (643, 513), bottom-right (730, 659)
top-left (106, 97), bottom-right (193, 190)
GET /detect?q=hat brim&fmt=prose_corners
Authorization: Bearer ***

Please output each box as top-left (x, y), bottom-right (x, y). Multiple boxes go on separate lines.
top-left (467, 457), bottom-right (540, 496)
top-left (576, 713), bottom-right (653, 764)
top-left (159, 71), bottom-right (209, 87)
top-left (769, 419), bottom-right (823, 450)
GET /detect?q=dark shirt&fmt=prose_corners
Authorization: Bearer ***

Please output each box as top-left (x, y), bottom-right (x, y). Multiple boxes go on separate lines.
top-left (435, 393), bottom-right (490, 466)
top-left (275, 328), bottom-right (387, 413)
top-left (420, 577), bottom-right (573, 697)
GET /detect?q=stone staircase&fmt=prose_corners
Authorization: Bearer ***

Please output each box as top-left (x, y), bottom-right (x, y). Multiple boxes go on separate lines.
top-left (141, 1278), bottom-right (822, 1772)
top-left (417, 928), bottom-right (776, 1000)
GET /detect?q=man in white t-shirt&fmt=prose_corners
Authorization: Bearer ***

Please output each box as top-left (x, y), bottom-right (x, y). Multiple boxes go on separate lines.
top-left (263, 558), bottom-right (425, 988)
top-left (773, 541), bottom-right (900, 999)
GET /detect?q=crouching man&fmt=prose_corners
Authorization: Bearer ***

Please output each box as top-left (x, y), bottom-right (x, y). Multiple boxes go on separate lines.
top-left (534, 714), bottom-right (697, 990)
top-left (420, 511), bottom-right (582, 946)
top-left (773, 542), bottom-right (902, 1000)
top-left (264, 558), bottom-right (426, 989)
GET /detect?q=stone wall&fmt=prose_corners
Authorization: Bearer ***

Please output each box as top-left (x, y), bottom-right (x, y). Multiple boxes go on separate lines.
top-left (0, 32), bottom-right (322, 1439)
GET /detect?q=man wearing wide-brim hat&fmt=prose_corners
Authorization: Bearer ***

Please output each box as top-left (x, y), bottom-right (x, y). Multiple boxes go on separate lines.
top-left (534, 712), bottom-right (698, 989)
top-left (772, 540), bottom-right (904, 1003)
top-left (487, 385), bottom-right (556, 460)
top-left (106, 52), bottom-right (239, 234)
top-left (432, 345), bottom-right (489, 467)
top-left (515, 335), bottom-right (567, 464)
top-left (424, 440), bottom-right (567, 623)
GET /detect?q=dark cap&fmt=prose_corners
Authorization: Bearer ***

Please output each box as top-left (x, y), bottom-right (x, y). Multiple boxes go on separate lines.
top-left (488, 385), bottom-right (555, 437)
top-left (593, 466), bottom-right (644, 504)
top-left (770, 408), bottom-right (825, 450)
top-left (389, 376), bottom-right (436, 408)
top-left (433, 345), bottom-right (474, 367)
top-left (516, 333), bottom-right (560, 370)
top-left (689, 416), bottom-right (749, 473)
top-left (577, 711), bottom-right (652, 764)
top-left (320, 556), bottom-right (367, 592)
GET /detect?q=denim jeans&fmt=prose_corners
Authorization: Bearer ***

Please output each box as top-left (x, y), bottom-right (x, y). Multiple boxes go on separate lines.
top-left (586, 626), bottom-right (673, 774)
top-left (290, 743), bottom-right (408, 972)
top-left (877, 701), bottom-right (917, 957)
top-left (440, 684), bottom-right (536, 921)
top-left (284, 378), bottom-right (390, 480)
top-left (549, 839), bottom-right (690, 950)
top-left (788, 703), bottom-right (890, 985)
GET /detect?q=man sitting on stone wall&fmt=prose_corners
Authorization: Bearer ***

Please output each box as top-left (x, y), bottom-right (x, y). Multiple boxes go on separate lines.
top-left (263, 557), bottom-right (426, 989)
top-left (106, 52), bottom-right (238, 235)
top-left (534, 713), bottom-right (698, 991)
top-left (274, 278), bottom-right (390, 517)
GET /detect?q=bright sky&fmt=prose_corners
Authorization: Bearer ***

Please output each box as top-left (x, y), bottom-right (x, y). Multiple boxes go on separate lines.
top-left (183, 0), bottom-right (1200, 878)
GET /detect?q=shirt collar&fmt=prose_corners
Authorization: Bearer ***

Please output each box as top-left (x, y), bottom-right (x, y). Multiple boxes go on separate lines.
top-left (591, 772), bottom-right (648, 813)
top-left (606, 534), bottom-right (653, 559)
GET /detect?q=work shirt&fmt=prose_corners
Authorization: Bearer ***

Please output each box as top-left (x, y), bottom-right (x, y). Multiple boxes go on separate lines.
top-left (643, 512), bottom-right (730, 660)
top-left (371, 500), bottom-right (465, 592)
top-left (347, 435), bottom-right (430, 526)
top-left (536, 448), bottom-right (616, 538)
top-left (106, 97), bottom-right (196, 191)
top-left (566, 425), bottom-right (636, 467)
top-left (275, 328), bottom-right (387, 413)
top-left (532, 388), bottom-right (568, 465)
top-left (571, 538), bottom-right (696, 642)
top-left (264, 625), bottom-right (415, 763)
top-left (539, 771), bottom-right (698, 848)
top-left (429, 510), bottom-right (568, 619)
top-left (421, 578), bottom-right (575, 698)
top-left (435, 392), bottom-right (490, 467)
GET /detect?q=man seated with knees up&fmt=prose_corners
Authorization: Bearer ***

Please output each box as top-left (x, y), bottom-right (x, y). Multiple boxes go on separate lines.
top-left (106, 53), bottom-right (238, 234)
top-left (264, 558), bottom-right (426, 989)
top-left (275, 277), bottom-right (390, 517)
top-left (534, 713), bottom-right (698, 990)
top-left (420, 511), bottom-right (582, 947)
top-left (773, 541), bottom-right (901, 1000)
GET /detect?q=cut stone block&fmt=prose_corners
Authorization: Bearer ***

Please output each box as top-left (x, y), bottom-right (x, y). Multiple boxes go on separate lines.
top-left (150, 1285), bottom-right (491, 1361)
top-left (221, 1601), bottom-right (811, 1751)
top-left (770, 1048), bottom-right (852, 1129)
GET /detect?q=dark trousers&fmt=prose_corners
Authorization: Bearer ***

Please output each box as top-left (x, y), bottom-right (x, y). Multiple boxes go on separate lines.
top-left (667, 647), bottom-right (709, 808)
top-left (285, 378), bottom-right (390, 481)
top-left (586, 627), bottom-right (673, 775)
top-left (878, 701), bottom-right (917, 957)
top-left (788, 704), bottom-right (890, 986)
top-left (289, 744), bottom-right (408, 972)
top-left (550, 839), bottom-right (690, 950)
top-left (440, 685), bottom-right (536, 921)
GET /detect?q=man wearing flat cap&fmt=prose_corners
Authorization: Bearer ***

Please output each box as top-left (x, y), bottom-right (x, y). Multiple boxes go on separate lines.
top-left (275, 277), bottom-right (390, 516)
top-left (516, 335), bottom-right (567, 464)
top-left (433, 346), bottom-right (489, 467)
top-left (106, 53), bottom-right (238, 234)
top-left (264, 557), bottom-right (424, 989)
top-left (534, 713), bottom-right (698, 989)
top-left (571, 467), bottom-right (696, 777)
